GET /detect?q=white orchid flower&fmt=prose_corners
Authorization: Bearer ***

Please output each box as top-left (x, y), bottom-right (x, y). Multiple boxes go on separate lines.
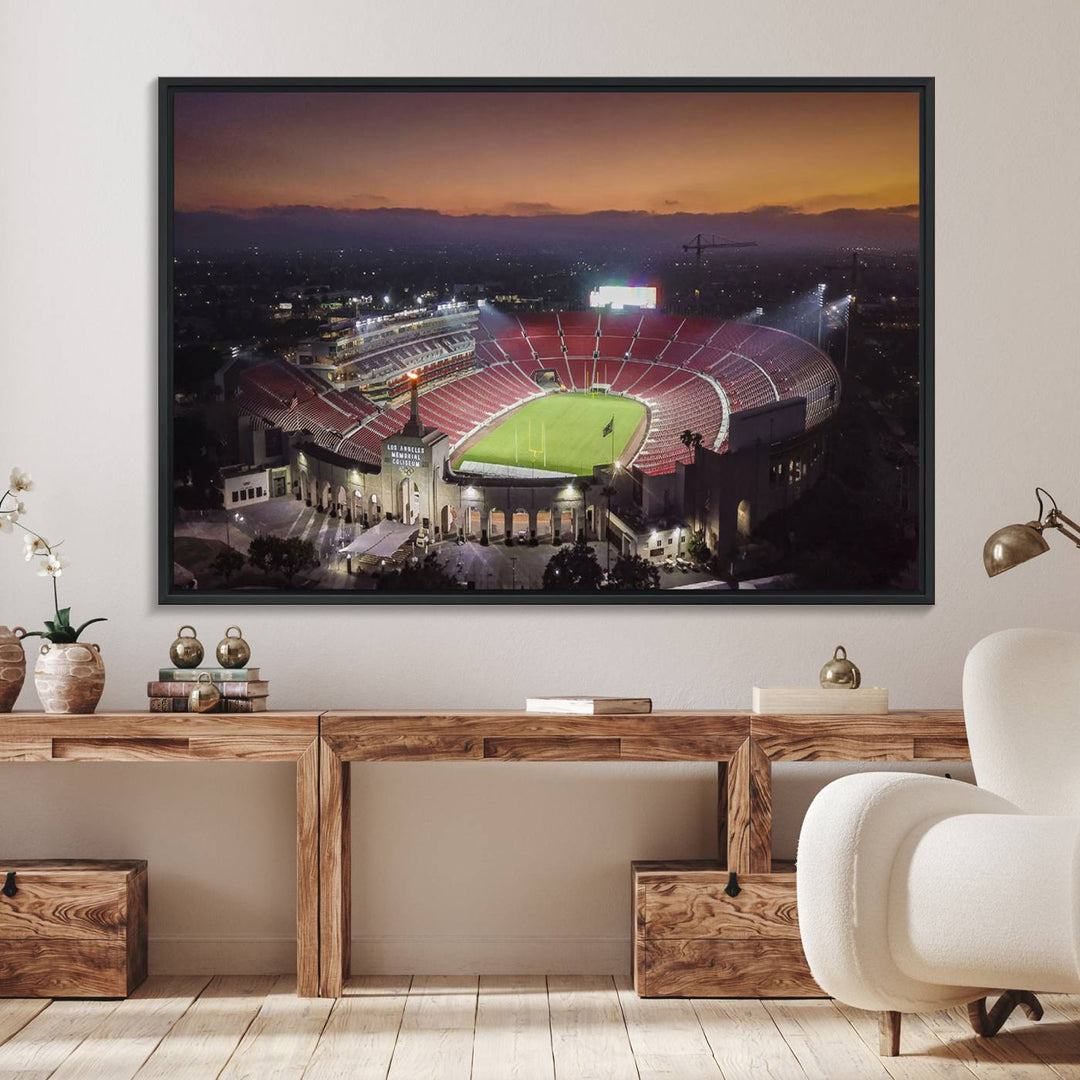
top-left (38, 553), bottom-right (69, 577)
top-left (8, 469), bottom-right (33, 493)
top-left (23, 534), bottom-right (49, 560)
top-left (0, 515), bottom-right (13, 535)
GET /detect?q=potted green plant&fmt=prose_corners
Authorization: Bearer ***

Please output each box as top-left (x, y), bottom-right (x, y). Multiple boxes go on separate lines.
top-left (1, 468), bottom-right (108, 714)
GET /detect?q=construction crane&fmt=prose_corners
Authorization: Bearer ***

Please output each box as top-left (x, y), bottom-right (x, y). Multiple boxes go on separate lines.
top-left (682, 233), bottom-right (759, 262)
top-left (681, 234), bottom-right (758, 313)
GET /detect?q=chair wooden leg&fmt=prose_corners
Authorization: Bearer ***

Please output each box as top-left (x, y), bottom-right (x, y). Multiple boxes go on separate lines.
top-left (968, 991), bottom-right (1044, 1038)
top-left (879, 1010), bottom-right (902, 1056)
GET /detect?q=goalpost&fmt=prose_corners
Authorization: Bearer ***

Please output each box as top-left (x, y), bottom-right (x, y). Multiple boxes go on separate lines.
top-left (524, 419), bottom-right (547, 469)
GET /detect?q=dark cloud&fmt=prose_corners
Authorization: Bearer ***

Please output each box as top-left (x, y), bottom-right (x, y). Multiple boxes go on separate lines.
top-left (500, 201), bottom-right (564, 216)
top-left (176, 202), bottom-right (920, 256)
top-left (744, 204), bottom-right (799, 216)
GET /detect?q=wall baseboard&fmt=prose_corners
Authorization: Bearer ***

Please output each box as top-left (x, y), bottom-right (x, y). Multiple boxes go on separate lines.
top-left (149, 935), bottom-right (630, 975)
top-left (352, 934), bottom-right (630, 975)
top-left (149, 937), bottom-right (298, 975)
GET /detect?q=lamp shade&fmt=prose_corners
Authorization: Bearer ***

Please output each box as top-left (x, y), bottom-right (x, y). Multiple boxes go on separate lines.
top-left (983, 522), bottom-right (1050, 577)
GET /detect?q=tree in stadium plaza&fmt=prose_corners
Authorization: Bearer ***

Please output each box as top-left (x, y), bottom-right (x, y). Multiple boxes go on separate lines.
top-left (210, 546), bottom-right (245, 585)
top-left (247, 535), bottom-right (318, 586)
top-left (606, 553), bottom-right (660, 590)
top-left (541, 541), bottom-right (604, 591)
top-left (686, 529), bottom-right (710, 564)
top-left (376, 553), bottom-right (458, 591)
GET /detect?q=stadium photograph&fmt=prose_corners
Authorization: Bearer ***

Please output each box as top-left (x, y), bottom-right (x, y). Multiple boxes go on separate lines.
top-left (161, 78), bottom-right (932, 602)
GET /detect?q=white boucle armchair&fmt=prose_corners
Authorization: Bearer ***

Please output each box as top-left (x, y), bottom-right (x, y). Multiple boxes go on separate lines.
top-left (797, 628), bottom-right (1080, 1056)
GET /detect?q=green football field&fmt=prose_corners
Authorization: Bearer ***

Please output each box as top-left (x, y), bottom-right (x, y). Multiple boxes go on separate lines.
top-left (455, 393), bottom-right (645, 476)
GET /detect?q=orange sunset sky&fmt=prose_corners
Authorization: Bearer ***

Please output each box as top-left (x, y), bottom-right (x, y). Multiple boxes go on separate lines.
top-left (174, 89), bottom-right (920, 218)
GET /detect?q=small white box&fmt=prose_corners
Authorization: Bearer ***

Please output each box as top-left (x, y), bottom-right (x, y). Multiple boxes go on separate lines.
top-left (752, 686), bottom-right (889, 715)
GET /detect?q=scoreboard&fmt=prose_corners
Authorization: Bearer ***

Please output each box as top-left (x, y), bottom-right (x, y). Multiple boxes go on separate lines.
top-left (588, 284), bottom-right (657, 310)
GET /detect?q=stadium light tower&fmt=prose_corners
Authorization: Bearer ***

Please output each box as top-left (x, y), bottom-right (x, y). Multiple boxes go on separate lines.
top-left (822, 251), bottom-right (864, 368)
top-left (816, 282), bottom-right (827, 347)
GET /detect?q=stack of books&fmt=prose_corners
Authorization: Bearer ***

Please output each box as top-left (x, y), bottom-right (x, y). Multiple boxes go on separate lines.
top-left (147, 668), bottom-right (269, 713)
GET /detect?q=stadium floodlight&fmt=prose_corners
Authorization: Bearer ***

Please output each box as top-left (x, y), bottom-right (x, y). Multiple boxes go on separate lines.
top-left (383, 294), bottom-right (391, 305)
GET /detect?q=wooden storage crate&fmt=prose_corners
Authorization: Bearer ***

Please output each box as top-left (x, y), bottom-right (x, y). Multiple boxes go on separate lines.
top-left (0, 859), bottom-right (148, 998)
top-left (632, 860), bottom-right (822, 998)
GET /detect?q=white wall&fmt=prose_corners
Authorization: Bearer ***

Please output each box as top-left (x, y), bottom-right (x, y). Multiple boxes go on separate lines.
top-left (2, 0), bottom-right (1078, 974)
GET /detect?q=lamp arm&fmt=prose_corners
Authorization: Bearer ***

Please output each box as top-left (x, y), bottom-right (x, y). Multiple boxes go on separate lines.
top-left (1047, 509), bottom-right (1080, 548)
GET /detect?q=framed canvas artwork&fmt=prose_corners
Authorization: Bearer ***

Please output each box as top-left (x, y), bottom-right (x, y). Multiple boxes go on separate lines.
top-left (159, 77), bottom-right (933, 604)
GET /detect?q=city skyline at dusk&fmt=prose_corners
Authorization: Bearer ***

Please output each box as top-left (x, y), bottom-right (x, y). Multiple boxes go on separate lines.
top-left (174, 89), bottom-right (920, 219)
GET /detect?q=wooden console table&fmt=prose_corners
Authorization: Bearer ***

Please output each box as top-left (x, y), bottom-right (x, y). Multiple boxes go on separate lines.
top-left (738, 709), bottom-right (970, 873)
top-left (318, 708), bottom-right (969, 998)
top-left (0, 712), bottom-right (322, 997)
top-left (2, 708), bottom-right (971, 999)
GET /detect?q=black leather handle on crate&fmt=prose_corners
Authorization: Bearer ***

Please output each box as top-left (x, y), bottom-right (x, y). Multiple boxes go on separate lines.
top-left (2, 871), bottom-right (16, 898)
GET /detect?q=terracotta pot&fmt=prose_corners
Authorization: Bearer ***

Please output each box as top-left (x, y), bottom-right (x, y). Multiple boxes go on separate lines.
top-left (0, 626), bottom-right (27, 713)
top-left (34, 642), bottom-right (106, 715)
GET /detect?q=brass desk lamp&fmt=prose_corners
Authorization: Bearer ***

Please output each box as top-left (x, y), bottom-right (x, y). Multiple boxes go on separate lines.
top-left (984, 488), bottom-right (1080, 577)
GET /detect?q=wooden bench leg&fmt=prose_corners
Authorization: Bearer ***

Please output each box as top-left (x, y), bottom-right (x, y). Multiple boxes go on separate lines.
top-left (296, 739), bottom-right (320, 997)
top-left (319, 737), bottom-right (351, 997)
top-left (968, 991), bottom-right (1043, 1037)
top-left (879, 1010), bottom-right (902, 1056)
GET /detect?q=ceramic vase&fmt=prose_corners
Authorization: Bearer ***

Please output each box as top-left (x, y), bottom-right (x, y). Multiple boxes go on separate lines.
top-left (0, 626), bottom-right (27, 713)
top-left (34, 642), bottom-right (106, 714)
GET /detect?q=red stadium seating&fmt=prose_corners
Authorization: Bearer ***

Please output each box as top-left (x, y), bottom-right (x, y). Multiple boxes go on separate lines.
top-left (657, 340), bottom-right (702, 368)
top-left (627, 336), bottom-right (667, 362)
top-left (496, 337), bottom-right (536, 363)
top-left (637, 313), bottom-right (685, 338)
top-left (558, 312), bottom-right (601, 333)
top-left (599, 312), bottom-right (644, 335)
top-left (672, 316), bottom-right (724, 345)
top-left (526, 335), bottom-right (563, 358)
top-left (238, 311), bottom-right (840, 478)
top-left (562, 335), bottom-right (599, 358)
top-left (477, 309), bottom-right (525, 341)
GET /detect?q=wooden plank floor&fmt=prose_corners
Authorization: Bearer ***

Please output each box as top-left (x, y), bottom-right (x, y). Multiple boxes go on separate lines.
top-left (2, 976), bottom-right (1079, 1079)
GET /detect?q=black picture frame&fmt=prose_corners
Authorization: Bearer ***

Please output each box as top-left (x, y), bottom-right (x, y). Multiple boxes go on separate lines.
top-left (159, 76), bottom-right (934, 605)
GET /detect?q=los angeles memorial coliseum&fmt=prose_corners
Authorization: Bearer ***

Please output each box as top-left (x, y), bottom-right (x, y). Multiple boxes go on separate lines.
top-left (229, 302), bottom-right (840, 563)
